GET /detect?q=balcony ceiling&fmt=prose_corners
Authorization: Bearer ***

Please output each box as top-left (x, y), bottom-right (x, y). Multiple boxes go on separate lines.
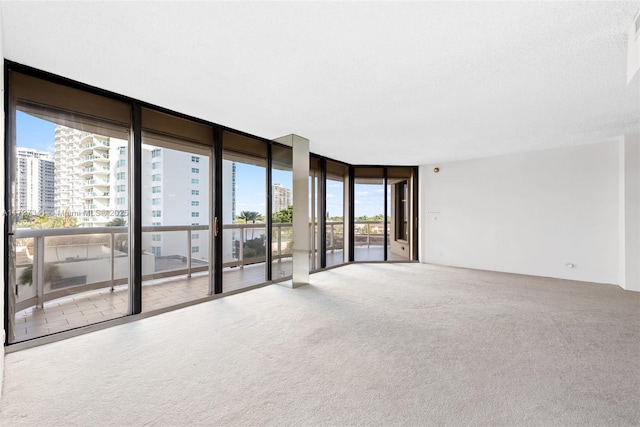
top-left (1, 1), bottom-right (639, 165)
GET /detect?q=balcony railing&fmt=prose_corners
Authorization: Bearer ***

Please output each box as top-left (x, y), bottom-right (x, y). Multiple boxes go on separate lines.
top-left (353, 220), bottom-right (389, 247)
top-left (11, 221), bottom-right (386, 313)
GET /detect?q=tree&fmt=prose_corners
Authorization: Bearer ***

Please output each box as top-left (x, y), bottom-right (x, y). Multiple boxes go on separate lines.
top-left (272, 205), bottom-right (293, 223)
top-left (18, 263), bottom-right (62, 286)
top-left (237, 211), bottom-right (261, 224)
top-left (106, 217), bottom-right (126, 226)
top-left (16, 214), bottom-right (78, 229)
top-left (237, 211), bottom-right (262, 240)
top-left (106, 217), bottom-right (128, 253)
top-left (243, 235), bottom-right (266, 260)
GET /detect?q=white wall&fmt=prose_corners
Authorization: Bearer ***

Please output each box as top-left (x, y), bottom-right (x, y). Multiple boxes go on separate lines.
top-left (420, 141), bottom-right (620, 285)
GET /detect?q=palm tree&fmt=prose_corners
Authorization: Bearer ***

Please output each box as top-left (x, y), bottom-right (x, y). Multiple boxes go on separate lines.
top-left (238, 211), bottom-right (261, 240)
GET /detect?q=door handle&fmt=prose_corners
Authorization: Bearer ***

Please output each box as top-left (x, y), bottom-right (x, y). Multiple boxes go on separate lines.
top-left (214, 217), bottom-right (219, 237)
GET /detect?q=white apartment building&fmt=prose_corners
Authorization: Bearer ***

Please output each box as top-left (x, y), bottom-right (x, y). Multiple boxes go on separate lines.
top-left (54, 125), bottom-right (129, 227)
top-left (16, 147), bottom-right (55, 215)
top-left (142, 146), bottom-right (210, 263)
top-left (54, 126), bottom-right (215, 262)
top-left (53, 125), bottom-right (81, 216)
top-left (273, 183), bottom-right (291, 214)
top-left (53, 125), bottom-right (242, 267)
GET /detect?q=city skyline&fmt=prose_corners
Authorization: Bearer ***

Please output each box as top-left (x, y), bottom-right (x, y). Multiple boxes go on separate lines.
top-left (16, 111), bottom-right (387, 218)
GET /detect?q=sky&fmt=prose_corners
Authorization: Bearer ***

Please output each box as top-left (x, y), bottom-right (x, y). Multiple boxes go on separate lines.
top-left (17, 111), bottom-right (386, 218)
top-left (17, 111), bottom-right (56, 153)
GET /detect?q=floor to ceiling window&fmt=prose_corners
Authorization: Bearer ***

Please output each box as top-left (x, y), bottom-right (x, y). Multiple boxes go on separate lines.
top-left (271, 144), bottom-right (293, 280)
top-left (222, 131), bottom-right (268, 291)
top-left (387, 167), bottom-right (415, 261)
top-left (4, 64), bottom-right (419, 347)
top-left (353, 167), bottom-right (386, 261)
top-left (7, 71), bottom-right (132, 343)
top-left (325, 160), bottom-right (348, 268)
top-left (351, 166), bottom-right (418, 262)
top-left (309, 156), bottom-right (321, 271)
top-left (140, 108), bottom-right (214, 311)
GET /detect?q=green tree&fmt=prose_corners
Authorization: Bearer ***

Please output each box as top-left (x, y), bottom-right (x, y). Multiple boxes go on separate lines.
top-left (237, 211), bottom-right (262, 240)
top-left (18, 263), bottom-right (62, 286)
top-left (16, 214), bottom-right (78, 229)
top-left (272, 205), bottom-right (293, 223)
top-left (237, 211), bottom-right (261, 224)
top-left (106, 217), bottom-right (126, 226)
top-left (243, 235), bottom-right (266, 260)
top-left (106, 217), bottom-right (128, 254)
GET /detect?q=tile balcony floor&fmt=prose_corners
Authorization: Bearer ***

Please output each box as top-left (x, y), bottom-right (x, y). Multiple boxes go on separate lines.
top-left (13, 262), bottom-right (274, 343)
top-left (11, 247), bottom-right (410, 343)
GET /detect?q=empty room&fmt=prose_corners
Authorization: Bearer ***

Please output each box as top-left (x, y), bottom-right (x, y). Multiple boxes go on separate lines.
top-left (0, 1), bottom-right (639, 425)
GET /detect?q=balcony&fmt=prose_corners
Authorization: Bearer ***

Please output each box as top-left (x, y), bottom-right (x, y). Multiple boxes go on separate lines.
top-left (82, 191), bottom-right (110, 199)
top-left (81, 154), bottom-right (109, 165)
top-left (82, 178), bottom-right (110, 188)
top-left (9, 221), bottom-right (394, 343)
top-left (81, 166), bottom-right (109, 175)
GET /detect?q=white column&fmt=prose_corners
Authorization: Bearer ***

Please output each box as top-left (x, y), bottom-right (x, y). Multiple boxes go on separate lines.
top-left (619, 133), bottom-right (640, 291)
top-left (273, 134), bottom-right (310, 288)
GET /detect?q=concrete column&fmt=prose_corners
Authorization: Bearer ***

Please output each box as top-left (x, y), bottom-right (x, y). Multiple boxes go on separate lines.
top-left (273, 134), bottom-right (310, 288)
top-left (619, 134), bottom-right (640, 291)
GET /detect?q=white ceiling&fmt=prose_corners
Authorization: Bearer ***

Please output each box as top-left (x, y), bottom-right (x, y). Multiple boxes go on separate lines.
top-left (1, 1), bottom-right (639, 165)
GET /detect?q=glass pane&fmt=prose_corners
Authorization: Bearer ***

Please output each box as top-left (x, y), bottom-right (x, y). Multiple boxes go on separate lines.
top-left (222, 132), bottom-right (267, 291)
top-left (11, 106), bottom-right (130, 343)
top-left (386, 181), bottom-right (392, 259)
top-left (272, 145), bottom-right (293, 280)
top-left (388, 167), bottom-right (414, 261)
top-left (141, 134), bottom-right (211, 313)
top-left (326, 161), bottom-right (347, 268)
top-left (309, 157), bottom-right (321, 271)
top-left (354, 168), bottom-right (385, 262)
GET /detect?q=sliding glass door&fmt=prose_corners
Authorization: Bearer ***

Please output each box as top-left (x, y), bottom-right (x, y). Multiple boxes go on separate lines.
top-left (387, 167), bottom-right (415, 261)
top-left (7, 72), bottom-right (132, 343)
top-left (354, 168), bottom-right (385, 261)
top-left (222, 132), bottom-right (268, 291)
top-left (140, 109), bottom-right (214, 312)
top-left (272, 144), bottom-right (293, 280)
top-left (309, 157), bottom-right (321, 271)
top-left (351, 166), bottom-right (417, 263)
top-left (326, 160), bottom-right (348, 268)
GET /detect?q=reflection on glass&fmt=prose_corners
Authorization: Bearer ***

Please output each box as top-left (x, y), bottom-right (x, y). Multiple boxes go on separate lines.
top-left (11, 106), bottom-right (130, 343)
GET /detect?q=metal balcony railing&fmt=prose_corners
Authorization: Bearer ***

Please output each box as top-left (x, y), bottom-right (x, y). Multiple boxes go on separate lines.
top-left (11, 220), bottom-right (386, 313)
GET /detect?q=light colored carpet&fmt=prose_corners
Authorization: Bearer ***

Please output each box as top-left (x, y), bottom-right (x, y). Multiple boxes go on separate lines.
top-left (1, 263), bottom-right (639, 426)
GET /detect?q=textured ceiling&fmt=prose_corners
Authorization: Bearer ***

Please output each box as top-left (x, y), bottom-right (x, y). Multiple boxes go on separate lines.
top-left (1, 1), bottom-right (639, 165)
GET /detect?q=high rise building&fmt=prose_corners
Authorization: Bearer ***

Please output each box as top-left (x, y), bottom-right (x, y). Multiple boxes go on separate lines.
top-left (53, 125), bottom-right (237, 262)
top-left (273, 183), bottom-right (291, 213)
top-left (54, 125), bottom-right (128, 227)
top-left (142, 146), bottom-right (210, 260)
top-left (16, 147), bottom-right (55, 215)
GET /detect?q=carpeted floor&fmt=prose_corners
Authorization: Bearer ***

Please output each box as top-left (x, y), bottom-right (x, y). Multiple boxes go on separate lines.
top-left (1, 263), bottom-right (639, 426)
